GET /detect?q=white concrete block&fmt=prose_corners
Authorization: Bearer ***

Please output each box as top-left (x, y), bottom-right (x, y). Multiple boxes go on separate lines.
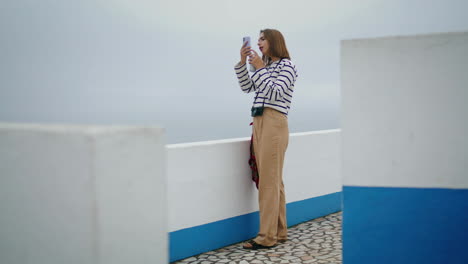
top-left (0, 124), bottom-right (167, 264)
top-left (341, 31), bottom-right (468, 188)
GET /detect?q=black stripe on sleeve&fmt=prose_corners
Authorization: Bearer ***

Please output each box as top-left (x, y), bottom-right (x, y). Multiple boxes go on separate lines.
top-left (242, 82), bottom-right (254, 92)
top-left (235, 64), bottom-right (246, 70)
top-left (240, 78), bottom-right (251, 86)
top-left (238, 70), bottom-right (249, 79)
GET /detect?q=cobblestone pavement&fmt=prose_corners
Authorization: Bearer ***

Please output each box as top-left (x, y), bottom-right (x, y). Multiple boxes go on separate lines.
top-left (172, 212), bottom-right (342, 264)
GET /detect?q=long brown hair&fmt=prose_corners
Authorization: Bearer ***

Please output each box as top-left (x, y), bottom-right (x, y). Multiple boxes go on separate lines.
top-left (260, 29), bottom-right (291, 65)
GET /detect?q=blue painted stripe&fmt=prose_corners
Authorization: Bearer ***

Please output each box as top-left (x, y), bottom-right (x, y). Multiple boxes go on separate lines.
top-left (287, 192), bottom-right (342, 227)
top-left (169, 192), bottom-right (342, 262)
top-left (343, 186), bottom-right (468, 264)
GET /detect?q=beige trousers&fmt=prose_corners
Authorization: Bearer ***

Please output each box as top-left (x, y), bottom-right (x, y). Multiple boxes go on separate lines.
top-left (252, 108), bottom-right (289, 246)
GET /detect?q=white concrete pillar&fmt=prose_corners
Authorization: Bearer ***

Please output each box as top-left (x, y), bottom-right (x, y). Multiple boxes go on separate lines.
top-left (0, 124), bottom-right (167, 264)
top-left (341, 31), bottom-right (468, 263)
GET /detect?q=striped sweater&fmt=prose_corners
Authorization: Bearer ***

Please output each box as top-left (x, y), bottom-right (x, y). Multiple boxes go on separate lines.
top-left (234, 59), bottom-right (298, 115)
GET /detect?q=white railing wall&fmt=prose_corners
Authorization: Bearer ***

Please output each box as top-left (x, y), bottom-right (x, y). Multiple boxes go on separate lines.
top-left (167, 129), bottom-right (341, 261)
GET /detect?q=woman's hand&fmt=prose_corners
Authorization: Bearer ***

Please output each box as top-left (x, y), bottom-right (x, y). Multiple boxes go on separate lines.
top-left (248, 50), bottom-right (265, 70)
top-left (240, 41), bottom-right (250, 65)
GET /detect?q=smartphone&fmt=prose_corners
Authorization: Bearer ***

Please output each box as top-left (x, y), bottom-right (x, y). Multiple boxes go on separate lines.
top-left (243, 36), bottom-right (251, 47)
top-left (243, 36), bottom-right (256, 72)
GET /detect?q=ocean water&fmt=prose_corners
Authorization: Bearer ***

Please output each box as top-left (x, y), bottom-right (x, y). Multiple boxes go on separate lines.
top-left (164, 108), bottom-right (340, 144)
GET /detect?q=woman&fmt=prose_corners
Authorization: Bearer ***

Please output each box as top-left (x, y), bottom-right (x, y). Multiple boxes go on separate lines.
top-left (234, 29), bottom-right (298, 250)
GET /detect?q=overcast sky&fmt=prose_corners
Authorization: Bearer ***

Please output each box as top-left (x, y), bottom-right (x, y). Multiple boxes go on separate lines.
top-left (1, 0), bottom-right (467, 143)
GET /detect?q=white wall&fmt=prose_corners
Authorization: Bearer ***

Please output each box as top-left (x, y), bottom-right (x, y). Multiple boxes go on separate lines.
top-left (342, 31), bottom-right (468, 189)
top-left (167, 129), bottom-right (341, 232)
top-left (0, 124), bottom-right (167, 264)
top-left (340, 31), bottom-right (468, 264)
